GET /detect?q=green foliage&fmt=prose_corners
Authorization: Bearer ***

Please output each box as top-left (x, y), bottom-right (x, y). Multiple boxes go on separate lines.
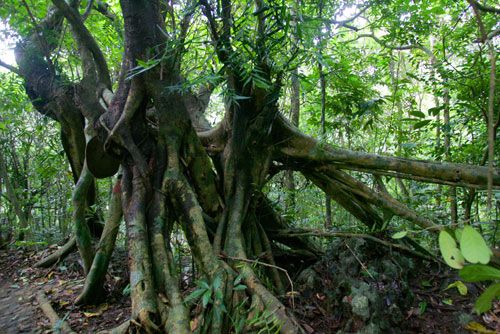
top-left (246, 308), bottom-right (283, 334)
top-left (460, 226), bottom-right (493, 265)
top-left (439, 228), bottom-right (500, 314)
top-left (460, 265), bottom-right (500, 282)
top-left (474, 283), bottom-right (500, 314)
top-left (438, 230), bottom-right (464, 269)
top-left (445, 281), bottom-right (468, 296)
top-left (185, 274), bottom-right (246, 333)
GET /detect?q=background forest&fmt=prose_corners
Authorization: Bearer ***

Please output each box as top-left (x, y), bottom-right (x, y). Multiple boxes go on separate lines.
top-left (0, 0), bottom-right (499, 333)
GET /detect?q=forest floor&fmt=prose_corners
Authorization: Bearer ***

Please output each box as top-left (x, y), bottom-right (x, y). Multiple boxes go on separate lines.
top-left (0, 244), bottom-right (499, 333)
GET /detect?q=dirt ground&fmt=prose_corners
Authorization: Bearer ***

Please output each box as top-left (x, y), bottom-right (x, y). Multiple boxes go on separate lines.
top-left (0, 247), bottom-right (130, 333)
top-left (0, 246), bottom-right (499, 333)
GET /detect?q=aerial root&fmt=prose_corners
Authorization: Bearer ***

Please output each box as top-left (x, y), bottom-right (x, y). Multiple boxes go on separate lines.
top-left (76, 179), bottom-right (122, 305)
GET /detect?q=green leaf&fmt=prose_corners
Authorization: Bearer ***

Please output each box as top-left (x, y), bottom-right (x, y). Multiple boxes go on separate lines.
top-left (445, 281), bottom-right (468, 296)
top-left (418, 301), bottom-right (427, 315)
top-left (474, 282), bottom-right (500, 314)
top-left (460, 264), bottom-right (500, 282)
top-left (454, 228), bottom-right (463, 242)
top-left (199, 280), bottom-right (210, 290)
top-left (420, 280), bottom-right (432, 287)
top-left (427, 106), bottom-right (443, 116)
top-left (212, 275), bottom-right (222, 290)
top-left (460, 226), bottom-right (492, 264)
top-left (185, 288), bottom-right (206, 303)
top-left (202, 290), bottom-right (212, 307)
top-left (442, 298), bottom-right (453, 305)
top-left (439, 230), bottom-right (465, 269)
top-left (233, 284), bottom-right (247, 291)
top-left (412, 119), bottom-right (431, 130)
top-left (391, 231), bottom-right (408, 239)
top-left (409, 110), bottom-right (426, 118)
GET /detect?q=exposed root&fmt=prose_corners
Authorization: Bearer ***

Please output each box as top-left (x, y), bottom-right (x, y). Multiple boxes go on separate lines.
top-left (123, 166), bottom-right (160, 333)
top-left (35, 236), bottom-right (76, 268)
top-left (37, 291), bottom-right (76, 334)
top-left (240, 264), bottom-right (301, 334)
top-left (97, 320), bottom-right (130, 334)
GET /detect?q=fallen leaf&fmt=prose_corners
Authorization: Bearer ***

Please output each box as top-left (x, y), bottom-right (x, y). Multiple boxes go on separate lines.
top-left (464, 321), bottom-right (496, 333)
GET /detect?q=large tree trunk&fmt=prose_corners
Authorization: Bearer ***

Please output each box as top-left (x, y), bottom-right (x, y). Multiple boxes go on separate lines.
top-left (8, 1), bottom-right (500, 333)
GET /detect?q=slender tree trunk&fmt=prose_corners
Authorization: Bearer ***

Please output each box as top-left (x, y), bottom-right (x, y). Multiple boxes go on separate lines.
top-left (319, 64), bottom-right (332, 228)
top-left (443, 88), bottom-right (458, 225)
top-left (0, 151), bottom-right (29, 240)
top-left (285, 68), bottom-right (300, 209)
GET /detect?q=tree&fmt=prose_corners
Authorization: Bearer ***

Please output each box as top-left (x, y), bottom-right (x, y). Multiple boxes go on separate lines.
top-left (0, 0), bottom-right (498, 332)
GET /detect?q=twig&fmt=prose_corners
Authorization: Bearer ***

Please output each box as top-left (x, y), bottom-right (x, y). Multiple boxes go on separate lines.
top-left (468, 0), bottom-right (500, 14)
top-left (344, 241), bottom-right (375, 279)
top-left (219, 254), bottom-right (296, 309)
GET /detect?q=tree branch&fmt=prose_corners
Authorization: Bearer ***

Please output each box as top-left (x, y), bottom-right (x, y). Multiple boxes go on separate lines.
top-left (329, 4), bottom-right (371, 25)
top-left (468, 0), bottom-right (488, 42)
top-left (271, 229), bottom-right (437, 262)
top-left (81, 0), bottom-right (95, 21)
top-left (0, 59), bottom-right (21, 75)
top-left (275, 117), bottom-right (500, 189)
top-left (51, 0), bottom-right (111, 88)
top-left (468, 0), bottom-right (500, 14)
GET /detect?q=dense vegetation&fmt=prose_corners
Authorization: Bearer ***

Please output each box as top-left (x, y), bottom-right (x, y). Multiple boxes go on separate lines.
top-left (0, 0), bottom-right (498, 333)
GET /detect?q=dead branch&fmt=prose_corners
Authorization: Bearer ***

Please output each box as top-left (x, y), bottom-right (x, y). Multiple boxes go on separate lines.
top-left (271, 229), bottom-right (437, 262)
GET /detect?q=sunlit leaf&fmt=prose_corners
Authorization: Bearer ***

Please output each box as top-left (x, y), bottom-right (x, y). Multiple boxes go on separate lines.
top-left (439, 230), bottom-right (464, 269)
top-left (460, 226), bottom-right (492, 264)
top-left (445, 281), bottom-right (468, 296)
top-left (391, 231), bottom-right (408, 239)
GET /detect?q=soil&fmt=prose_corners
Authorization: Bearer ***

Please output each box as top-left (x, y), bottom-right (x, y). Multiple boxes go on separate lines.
top-left (0, 244), bottom-right (499, 333)
top-left (0, 246), bottom-right (130, 333)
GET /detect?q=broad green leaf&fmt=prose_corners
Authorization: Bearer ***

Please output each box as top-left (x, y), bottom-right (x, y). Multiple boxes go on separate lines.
top-left (460, 264), bottom-right (500, 282)
top-left (427, 106), bottom-right (443, 116)
top-left (474, 283), bottom-right (500, 314)
top-left (409, 110), bottom-right (426, 118)
top-left (454, 228), bottom-right (463, 242)
top-left (391, 231), bottom-right (408, 239)
top-left (439, 230), bottom-right (464, 269)
top-left (445, 281), bottom-right (468, 296)
top-left (460, 226), bottom-right (492, 264)
top-left (413, 119), bottom-right (431, 130)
